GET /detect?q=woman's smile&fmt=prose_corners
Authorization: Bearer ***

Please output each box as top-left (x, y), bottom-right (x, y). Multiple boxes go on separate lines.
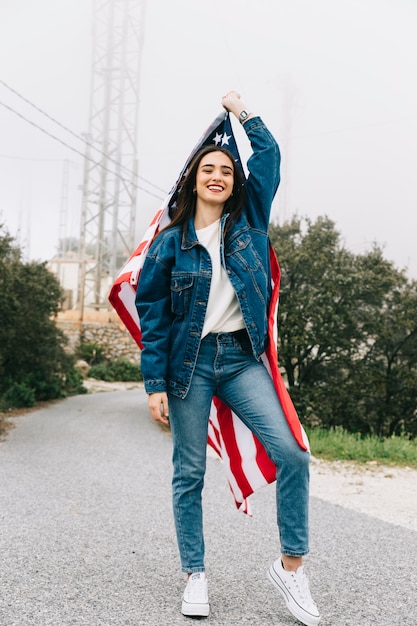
top-left (195, 151), bottom-right (234, 205)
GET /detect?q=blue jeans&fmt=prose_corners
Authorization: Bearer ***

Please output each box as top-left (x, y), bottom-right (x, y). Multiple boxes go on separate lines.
top-left (168, 331), bottom-right (310, 573)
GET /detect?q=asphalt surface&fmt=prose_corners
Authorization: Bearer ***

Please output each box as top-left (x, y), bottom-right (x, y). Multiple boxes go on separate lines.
top-left (0, 389), bottom-right (416, 626)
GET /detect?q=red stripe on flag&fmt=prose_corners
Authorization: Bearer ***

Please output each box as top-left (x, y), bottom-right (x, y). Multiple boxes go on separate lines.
top-left (133, 240), bottom-right (150, 257)
top-left (207, 421), bottom-right (222, 456)
top-left (213, 397), bottom-right (254, 500)
top-left (150, 208), bottom-right (164, 226)
top-left (254, 436), bottom-right (276, 483)
top-left (108, 283), bottom-right (144, 349)
top-left (267, 246), bottom-right (308, 452)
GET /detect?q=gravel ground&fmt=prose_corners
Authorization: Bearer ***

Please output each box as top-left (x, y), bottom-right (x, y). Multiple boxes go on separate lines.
top-left (0, 389), bottom-right (416, 626)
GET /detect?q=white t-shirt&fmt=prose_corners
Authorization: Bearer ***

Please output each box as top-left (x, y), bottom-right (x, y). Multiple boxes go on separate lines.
top-left (196, 219), bottom-right (245, 338)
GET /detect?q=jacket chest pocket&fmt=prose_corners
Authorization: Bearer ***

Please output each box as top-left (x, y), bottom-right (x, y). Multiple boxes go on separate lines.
top-left (227, 236), bottom-right (261, 271)
top-left (171, 275), bottom-right (194, 317)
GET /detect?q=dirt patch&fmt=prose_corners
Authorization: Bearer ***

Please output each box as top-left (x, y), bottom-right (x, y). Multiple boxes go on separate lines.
top-left (310, 456), bottom-right (417, 532)
top-left (0, 414), bottom-right (15, 441)
top-left (82, 379), bottom-right (143, 393)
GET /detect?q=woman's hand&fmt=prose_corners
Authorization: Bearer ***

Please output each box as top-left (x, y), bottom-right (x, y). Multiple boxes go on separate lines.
top-left (147, 392), bottom-right (169, 425)
top-left (222, 90), bottom-right (241, 109)
top-left (221, 91), bottom-right (252, 122)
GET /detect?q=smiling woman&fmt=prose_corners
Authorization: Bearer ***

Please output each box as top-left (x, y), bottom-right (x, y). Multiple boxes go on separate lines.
top-left (164, 142), bottom-right (246, 236)
top-left (135, 91), bottom-right (321, 625)
top-left (194, 151), bottom-right (235, 227)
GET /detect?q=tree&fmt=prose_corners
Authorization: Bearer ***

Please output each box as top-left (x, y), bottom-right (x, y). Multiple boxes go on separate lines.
top-left (0, 224), bottom-right (85, 407)
top-left (353, 267), bottom-right (417, 437)
top-left (269, 216), bottom-right (359, 420)
top-left (269, 215), bottom-right (417, 437)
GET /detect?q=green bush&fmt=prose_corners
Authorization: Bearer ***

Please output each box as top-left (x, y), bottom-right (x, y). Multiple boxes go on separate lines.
top-left (109, 359), bottom-right (142, 381)
top-left (88, 363), bottom-right (111, 381)
top-left (0, 224), bottom-right (83, 408)
top-left (1, 382), bottom-right (36, 409)
top-left (76, 341), bottom-right (106, 365)
top-left (89, 358), bottom-right (142, 382)
top-left (26, 371), bottom-right (63, 402)
top-left (0, 364), bottom-right (87, 410)
top-left (65, 367), bottom-right (88, 395)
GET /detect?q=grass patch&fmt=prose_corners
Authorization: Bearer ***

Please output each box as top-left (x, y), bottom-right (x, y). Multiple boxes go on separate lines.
top-left (306, 427), bottom-right (417, 467)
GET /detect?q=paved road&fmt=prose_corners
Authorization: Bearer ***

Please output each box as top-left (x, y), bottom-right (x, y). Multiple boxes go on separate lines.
top-left (0, 389), bottom-right (416, 626)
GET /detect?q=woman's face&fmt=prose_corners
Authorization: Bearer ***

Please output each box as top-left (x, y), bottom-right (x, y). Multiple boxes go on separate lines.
top-left (195, 151), bottom-right (234, 206)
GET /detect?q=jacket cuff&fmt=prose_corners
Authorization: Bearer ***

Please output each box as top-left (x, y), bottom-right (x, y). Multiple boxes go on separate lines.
top-left (144, 380), bottom-right (167, 394)
top-left (241, 115), bottom-right (263, 132)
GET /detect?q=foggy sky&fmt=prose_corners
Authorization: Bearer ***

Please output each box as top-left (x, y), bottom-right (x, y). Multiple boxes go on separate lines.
top-left (1, 0), bottom-right (417, 276)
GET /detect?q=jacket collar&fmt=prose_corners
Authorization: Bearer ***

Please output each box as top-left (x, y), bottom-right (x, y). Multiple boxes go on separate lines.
top-left (181, 213), bottom-right (250, 250)
top-left (181, 213), bottom-right (229, 250)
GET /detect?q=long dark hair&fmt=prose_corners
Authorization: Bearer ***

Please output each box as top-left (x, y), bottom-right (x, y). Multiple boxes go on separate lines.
top-left (163, 145), bottom-right (245, 236)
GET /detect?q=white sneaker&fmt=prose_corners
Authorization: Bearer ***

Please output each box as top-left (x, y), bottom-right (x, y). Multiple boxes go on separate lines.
top-left (268, 558), bottom-right (321, 626)
top-left (181, 572), bottom-right (209, 617)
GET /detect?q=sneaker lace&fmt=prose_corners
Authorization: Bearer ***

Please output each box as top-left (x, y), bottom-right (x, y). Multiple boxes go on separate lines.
top-left (283, 568), bottom-right (311, 602)
top-left (186, 575), bottom-right (207, 602)
top-left (299, 572), bottom-right (312, 602)
top-left (294, 569), bottom-right (316, 608)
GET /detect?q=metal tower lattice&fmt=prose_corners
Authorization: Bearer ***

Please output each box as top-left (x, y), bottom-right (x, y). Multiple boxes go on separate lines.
top-left (78, 0), bottom-right (146, 315)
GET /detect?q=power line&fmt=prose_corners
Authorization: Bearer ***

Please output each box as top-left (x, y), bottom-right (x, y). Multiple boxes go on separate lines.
top-left (0, 79), bottom-right (167, 196)
top-left (0, 99), bottom-right (165, 201)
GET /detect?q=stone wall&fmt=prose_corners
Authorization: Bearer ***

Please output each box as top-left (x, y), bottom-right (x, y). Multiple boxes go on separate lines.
top-left (56, 311), bottom-right (140, 364)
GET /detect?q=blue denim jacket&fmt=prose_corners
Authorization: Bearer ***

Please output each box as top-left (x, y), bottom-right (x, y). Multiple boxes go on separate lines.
top-left (136, 116), bottom-right (280, 398)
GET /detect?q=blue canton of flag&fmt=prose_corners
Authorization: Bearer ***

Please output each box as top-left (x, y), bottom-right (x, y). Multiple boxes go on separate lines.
top-left (167, 112), bottom-right (245, 218)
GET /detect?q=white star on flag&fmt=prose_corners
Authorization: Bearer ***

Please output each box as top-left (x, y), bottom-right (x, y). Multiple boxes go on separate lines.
top-left (221, 132), bottom-right (231, 146)
top-left (213, 132), bottom-right (223, 145)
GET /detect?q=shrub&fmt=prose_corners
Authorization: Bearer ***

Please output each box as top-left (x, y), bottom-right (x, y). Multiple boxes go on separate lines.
top-left (109, 359), bottom-right (142, 381)
top-left (65, 367), bottom-right (88, 395)
top-left (1, 382), bottom-right (35, 409)
top-left (89, 358), bottom-right (142, 382)
top-left (0, 224), bottom-right (82, 407)
top-left (76, 341), bottom-right (106, 365)
top-left (88, 363), bottom-right (111, 381)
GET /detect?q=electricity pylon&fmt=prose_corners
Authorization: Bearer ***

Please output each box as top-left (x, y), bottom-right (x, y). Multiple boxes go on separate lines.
top-left (78, 0), bottom-right (146, 316)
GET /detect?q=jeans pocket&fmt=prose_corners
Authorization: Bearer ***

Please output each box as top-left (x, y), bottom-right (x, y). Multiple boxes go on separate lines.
top-left (232, 329), bottom-right (252, 354)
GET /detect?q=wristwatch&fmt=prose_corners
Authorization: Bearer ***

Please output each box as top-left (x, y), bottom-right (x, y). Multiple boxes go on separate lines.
top-left (239, 110), bottom-right (250, 124)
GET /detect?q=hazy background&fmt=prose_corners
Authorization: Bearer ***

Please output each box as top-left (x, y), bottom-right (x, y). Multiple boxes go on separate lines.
top-left (1, 0), bottom-right (416, 276)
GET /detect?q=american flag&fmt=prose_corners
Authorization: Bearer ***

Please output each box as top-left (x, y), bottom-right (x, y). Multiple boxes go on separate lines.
top-left (109, 112), bottom-right (308, 515)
